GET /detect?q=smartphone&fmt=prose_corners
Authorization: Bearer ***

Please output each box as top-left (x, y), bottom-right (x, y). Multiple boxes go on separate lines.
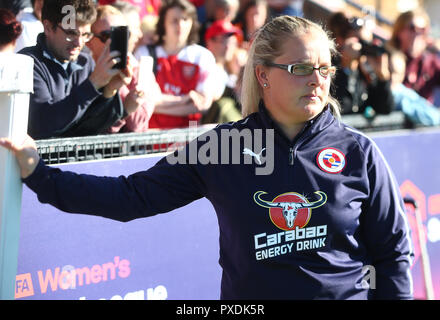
top-left (110, 26), bottom-right (129, 69)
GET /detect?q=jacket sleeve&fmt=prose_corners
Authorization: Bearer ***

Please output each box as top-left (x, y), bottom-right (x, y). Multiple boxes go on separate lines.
top-left (361, 142), bottom-right (414, 299)
top-left (23, 144), bottom-right (207, 222)
top-left (61, 93), bottom-right (126, 137)
top-left (28, 59), bottom-right (103, 139)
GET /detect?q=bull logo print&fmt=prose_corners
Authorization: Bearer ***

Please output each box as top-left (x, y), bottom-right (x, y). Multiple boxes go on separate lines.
top-left (254, 191), bottom-right (327, 230)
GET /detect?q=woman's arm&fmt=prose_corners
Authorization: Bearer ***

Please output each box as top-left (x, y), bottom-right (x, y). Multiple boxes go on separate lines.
top-left (0, 135), bottom-right (206, 222)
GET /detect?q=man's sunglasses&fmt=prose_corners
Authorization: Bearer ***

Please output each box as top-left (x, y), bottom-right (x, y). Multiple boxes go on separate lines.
top-left (93, 28), bottom-right (131, 43)
top-left (93, 30), bottom-right (112, 43)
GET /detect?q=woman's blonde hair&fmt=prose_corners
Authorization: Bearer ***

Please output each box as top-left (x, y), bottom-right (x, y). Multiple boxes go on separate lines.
top-left (240, 15), bottom-right (341, 118)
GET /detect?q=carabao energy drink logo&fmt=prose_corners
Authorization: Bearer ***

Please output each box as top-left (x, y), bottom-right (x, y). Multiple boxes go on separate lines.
top-left (254, 191), bottom-right (327, 230)
top-left (252, 191), bottom-right (328, 261)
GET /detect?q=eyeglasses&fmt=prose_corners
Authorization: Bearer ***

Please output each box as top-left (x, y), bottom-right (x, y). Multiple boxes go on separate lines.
top-left (56, 24), bottom-right (93, 43)
top-left (93, 29), bottom-right (112, 43)
top-left (266, 62), bottom-right (336, 77)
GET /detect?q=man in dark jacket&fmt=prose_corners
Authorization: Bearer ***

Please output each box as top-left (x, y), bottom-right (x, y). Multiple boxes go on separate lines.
top-left (19, 0), bottom-right (133, 139)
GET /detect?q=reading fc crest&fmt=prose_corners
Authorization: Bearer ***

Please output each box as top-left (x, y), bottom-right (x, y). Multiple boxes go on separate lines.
top-left (316, 148), bottom-right (346, 174)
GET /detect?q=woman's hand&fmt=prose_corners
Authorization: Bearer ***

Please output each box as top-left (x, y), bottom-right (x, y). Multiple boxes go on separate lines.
top-left (0, 135), bottom-right (40, 179)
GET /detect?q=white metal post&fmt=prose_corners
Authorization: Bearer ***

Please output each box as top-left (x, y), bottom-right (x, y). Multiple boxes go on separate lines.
top-left (0, 53), bottom-right (33, 300)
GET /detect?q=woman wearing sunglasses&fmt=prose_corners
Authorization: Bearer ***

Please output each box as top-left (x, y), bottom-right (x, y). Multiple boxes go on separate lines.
top-left (87, 4), bottom-right (161, 133)
top-left (1, 15), bottom-right (413, 299)
top-left (388, 8), bottom-right (440, 106)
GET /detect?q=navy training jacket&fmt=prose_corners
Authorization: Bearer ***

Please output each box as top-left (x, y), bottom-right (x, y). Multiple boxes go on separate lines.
top-left (24, 103), bottom-right (414, 299)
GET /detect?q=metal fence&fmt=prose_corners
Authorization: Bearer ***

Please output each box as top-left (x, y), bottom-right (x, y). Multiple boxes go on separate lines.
top-left (35, 111), bottom-right (417, 164)
top-left (36, 125), bottom-right (216, 164)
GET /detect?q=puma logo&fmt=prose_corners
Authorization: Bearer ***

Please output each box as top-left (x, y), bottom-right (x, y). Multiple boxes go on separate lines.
top-left (243, 148), bottom-right (266, 165)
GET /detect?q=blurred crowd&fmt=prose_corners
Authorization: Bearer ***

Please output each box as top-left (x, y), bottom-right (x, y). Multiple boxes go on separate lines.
top-left (0, 0), bottom-right (439, 140)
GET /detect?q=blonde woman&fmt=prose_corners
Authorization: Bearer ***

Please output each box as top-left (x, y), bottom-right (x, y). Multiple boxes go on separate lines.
top-left (1, 15), bottom-right (413, 299)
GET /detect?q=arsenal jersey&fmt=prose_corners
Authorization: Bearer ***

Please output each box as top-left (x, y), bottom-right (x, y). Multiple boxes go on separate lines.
top-left (135, 44), bottom-right (217, 129)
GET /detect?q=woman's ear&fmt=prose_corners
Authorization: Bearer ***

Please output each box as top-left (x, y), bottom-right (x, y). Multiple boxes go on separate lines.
top-left (255, 64), bottom-right (270, 89)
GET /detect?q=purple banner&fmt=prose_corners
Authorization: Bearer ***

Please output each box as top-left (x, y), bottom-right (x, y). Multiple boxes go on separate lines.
top-left (373, 129), bottom-right (440, 300)
top-left (15, 128), bottom-right (440, 300)
top-left (15, 155), bottom-right (222, 300)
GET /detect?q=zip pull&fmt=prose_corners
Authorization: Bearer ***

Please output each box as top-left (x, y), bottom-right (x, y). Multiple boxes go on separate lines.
top-left (289, 147), bottom-right (295, 165)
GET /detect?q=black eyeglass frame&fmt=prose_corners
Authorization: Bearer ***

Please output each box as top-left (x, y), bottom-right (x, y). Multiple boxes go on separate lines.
top-left (266, 62), bottom-right (337, 77)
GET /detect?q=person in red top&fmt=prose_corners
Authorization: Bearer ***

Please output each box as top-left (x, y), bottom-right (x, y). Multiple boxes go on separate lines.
top-left (134, 0), bottom-right (218, 129)
top-left (98, 0), bottom-right (161, 17)
top-left (388, 8), bottom-right (440, 106)
top-left (203, 19), bottom-right (245, 123)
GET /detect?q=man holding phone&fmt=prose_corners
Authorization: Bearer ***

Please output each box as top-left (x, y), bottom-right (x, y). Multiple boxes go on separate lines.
top-left (18, 0), bottom-right (133, 139)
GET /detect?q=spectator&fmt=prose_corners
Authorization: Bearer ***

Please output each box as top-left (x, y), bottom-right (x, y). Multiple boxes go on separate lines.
top-left (99, 0), bottom-right (161, 18)
top-left (388, 8), bottom-right (440, 106)
top-left (267, 0), bottom-right (303, 19)
top-left (200, 0), bottom-right (239, 46)
top-left (389, 49), bottom-right (440, 126)
top-left (134, 0), bottom-right (218, 129)
top-left (91, 3), bottom-right (159, 133)
top-left (0, 8), bottom-right (22, 53)
top-left (87, 5), bottom-right (145, 133)
top-left (14, 0), bottom-right (44, 52)
top-left (19, 0), bottom-right (133, 139)
top-left (189, 0), bottom-right (206, 25)
top-left (327, 12), bottom-right (394, 116)
top-left (138, 14), bottom-right (158, 47)
top-left (233, 0), bottom-right (268, 45)
top-left (203, 19), bottom-right (243, 123)
top-left (121, 0), bottom-right (161, 18)
top-left (0, 0), bottom-right (31, 16)
top-left (205, 0), bottom-right (239, 22)
top-left (110, 1), bottom-right (144, 59)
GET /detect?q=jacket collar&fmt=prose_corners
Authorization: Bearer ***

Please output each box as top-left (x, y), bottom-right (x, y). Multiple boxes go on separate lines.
top-left (257, 99), bottom-right (336, 145)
